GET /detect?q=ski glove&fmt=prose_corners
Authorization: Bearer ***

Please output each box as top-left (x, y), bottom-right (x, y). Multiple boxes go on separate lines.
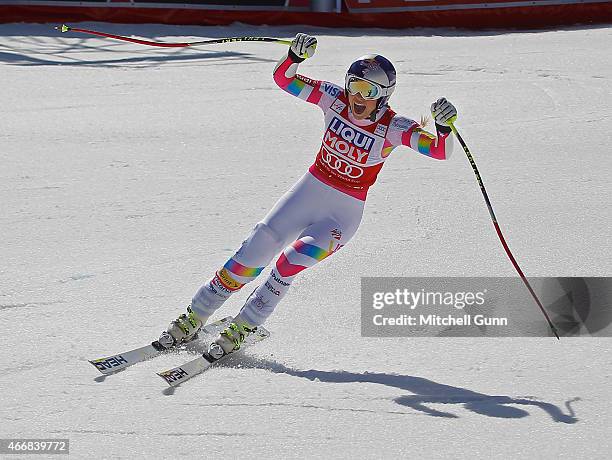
top-left (431, 98), bottom-right (457, 127)
top-left (288, 33), bottom-right (317, 63)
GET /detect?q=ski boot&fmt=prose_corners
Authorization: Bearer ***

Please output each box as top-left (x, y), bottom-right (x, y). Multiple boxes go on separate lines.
top-left (207, 315), bottom-right (255, 359)
top-left (158, 305), bottom-right (207, 349)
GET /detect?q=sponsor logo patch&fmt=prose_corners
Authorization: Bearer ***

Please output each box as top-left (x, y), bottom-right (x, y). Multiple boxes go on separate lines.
top-left (92, 355), bottom-right (128, 371)
top-left (374, 123), bottom-right (389, 137)
top-left (265, 280), bottom-right (281, 296)
top-left (271, 270), bottom-right (290, 286)
top-left (210, 277), bottom-right (232, 300)
top-left (324, 117), bottom-right (374, 164)
top-left (322, 82), bottom-right (341, 98)
top-left (252, 294), bottom-right (269, 311)
top-left (391, 116), bottom-right (415, 131)
top-left (362, 59), bottom-right (381, 74)
top-left (331, 100), bottom-right (346, 114)
top-left (159, 368), bottom-right (189, 383)
top-left (321, 150), bottom-right (364, 178)
top-left (216, 268), bottom-right (243, 291)
top-left (296, 74), bottom-right (316, 86)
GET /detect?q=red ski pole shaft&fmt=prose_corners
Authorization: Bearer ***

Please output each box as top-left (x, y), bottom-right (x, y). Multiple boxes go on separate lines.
top-left (55, 24), bottom-right (292, 48)
top-left (448, 120), bottom-right (560, 340)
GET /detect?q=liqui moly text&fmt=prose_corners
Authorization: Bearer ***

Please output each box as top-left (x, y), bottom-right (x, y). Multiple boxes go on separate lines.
top-left (324, 117), bottom-right (375, 163)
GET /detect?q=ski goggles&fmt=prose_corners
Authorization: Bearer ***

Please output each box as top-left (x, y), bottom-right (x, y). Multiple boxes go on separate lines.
top-left (345, 75), bottom-right (386, 100)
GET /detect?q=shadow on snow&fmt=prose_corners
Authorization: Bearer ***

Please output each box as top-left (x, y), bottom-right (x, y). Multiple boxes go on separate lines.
top-left (221, 355), bottom-right (579, 424)
top-left (0, 49), bottom-right (271, 67)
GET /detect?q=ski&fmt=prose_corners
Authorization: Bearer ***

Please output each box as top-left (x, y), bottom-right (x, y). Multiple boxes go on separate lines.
top-left (157, 325), bottom-right (270, 387)
top-left (89, 316), bottom-right (233, 375)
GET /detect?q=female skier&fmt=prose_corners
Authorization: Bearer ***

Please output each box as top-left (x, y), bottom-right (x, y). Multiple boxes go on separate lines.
top-left (158, 33), bottom-right (458, 358)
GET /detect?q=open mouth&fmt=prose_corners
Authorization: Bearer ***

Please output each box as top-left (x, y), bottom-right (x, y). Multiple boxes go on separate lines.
top-left (352, 102), bottom-right (367, 115)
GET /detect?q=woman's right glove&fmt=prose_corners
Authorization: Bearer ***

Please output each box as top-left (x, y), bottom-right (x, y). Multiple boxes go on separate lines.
top-left (288, 33), bottom-right (317, 63)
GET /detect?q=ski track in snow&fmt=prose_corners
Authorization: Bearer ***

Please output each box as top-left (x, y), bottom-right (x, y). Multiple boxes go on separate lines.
top-left (1, 22), bottom-right (611, 458)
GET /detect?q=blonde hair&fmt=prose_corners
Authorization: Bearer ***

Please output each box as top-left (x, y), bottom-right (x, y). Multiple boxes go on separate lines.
top-left (419, 114), bottom-right (430, 128)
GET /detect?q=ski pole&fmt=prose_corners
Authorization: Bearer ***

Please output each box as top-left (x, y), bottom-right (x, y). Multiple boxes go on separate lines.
top-left (55, 24), bottom-right (292, 48)
top-left (448, 119), bottom-right (560, 340)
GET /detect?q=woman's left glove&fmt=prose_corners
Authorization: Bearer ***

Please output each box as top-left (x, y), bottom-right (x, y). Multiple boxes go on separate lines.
top-left (431, 98), bottom-right (457, 127)
top-left (288, 33), bottom-right (317, 63)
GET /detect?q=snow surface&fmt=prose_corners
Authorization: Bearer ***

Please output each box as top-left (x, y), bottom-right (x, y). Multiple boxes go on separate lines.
top-left (1, 22), bottom-right (611, 459)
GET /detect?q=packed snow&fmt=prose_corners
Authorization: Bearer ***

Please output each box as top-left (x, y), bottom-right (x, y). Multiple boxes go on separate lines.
top-left (1, 22), bottom-right (611, 458)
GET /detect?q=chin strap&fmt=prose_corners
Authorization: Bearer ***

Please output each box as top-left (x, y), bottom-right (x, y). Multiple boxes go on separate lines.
top-left (368, 101), bottom-right (388, 122)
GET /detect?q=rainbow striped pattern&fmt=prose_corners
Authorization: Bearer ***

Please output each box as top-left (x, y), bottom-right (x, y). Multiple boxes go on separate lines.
top-left (293, 240), bottom-right (331, 261)
top-left (381, 145), bottom-right (395, 158)
top-left (224, 259), bottom-right (265, 278)
top-left (286, 78), bottom-right (306, 97)
top-left (276, 239), bottom-right (337, 278)
top-left (417, 133), bottom-right (435, 155)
